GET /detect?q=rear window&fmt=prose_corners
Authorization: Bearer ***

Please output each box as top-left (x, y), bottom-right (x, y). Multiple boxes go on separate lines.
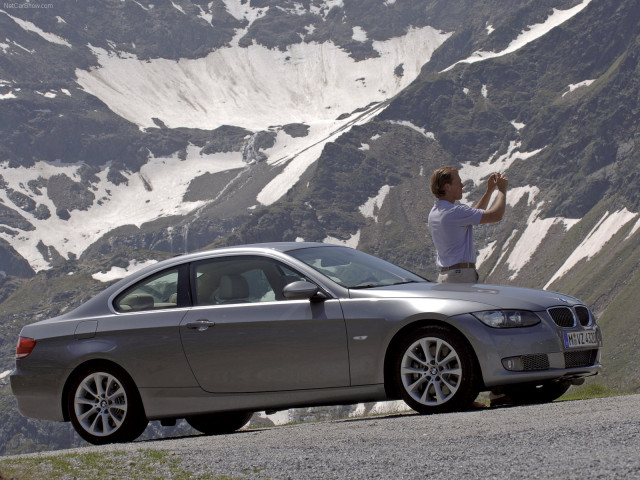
top-left (114, 268), bottom-right (180, 312)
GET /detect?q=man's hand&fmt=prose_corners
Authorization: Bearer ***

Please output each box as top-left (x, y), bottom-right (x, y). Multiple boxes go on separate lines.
top-left (479, 172), bottom-right (508, 224)
top-left (487, 173), bottom-right (498, 192)
top-left (496, 173), bottom-right (508, 193)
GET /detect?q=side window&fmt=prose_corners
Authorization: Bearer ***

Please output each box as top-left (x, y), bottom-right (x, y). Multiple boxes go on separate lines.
top-left (192, 256), bottom-right (310, 306)
top-left (241, 268), bottom-right (276, 302)
top-left (114, 268), bottom-right (181, 312)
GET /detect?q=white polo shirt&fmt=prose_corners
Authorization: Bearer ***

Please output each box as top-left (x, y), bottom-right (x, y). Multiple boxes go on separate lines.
top-left (428, 200), bottom-right (483, 268)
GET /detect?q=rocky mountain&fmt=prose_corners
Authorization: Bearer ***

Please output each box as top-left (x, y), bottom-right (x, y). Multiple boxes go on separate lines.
top-left (1, 0), bottom-right (639, 454)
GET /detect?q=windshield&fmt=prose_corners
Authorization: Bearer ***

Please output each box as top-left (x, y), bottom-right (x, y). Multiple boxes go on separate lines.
top-left (288, 246), bottom-right (426, 289)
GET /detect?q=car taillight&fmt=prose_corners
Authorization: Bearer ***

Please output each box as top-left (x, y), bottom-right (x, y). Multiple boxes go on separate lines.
top-left (16, 336), bottom-right (36, 359)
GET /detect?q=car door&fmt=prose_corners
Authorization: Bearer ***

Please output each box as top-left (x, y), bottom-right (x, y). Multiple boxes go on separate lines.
top-left (179, 255), bottom-right (350, 393)
top-left (105, 265), bottom-right (196, 388)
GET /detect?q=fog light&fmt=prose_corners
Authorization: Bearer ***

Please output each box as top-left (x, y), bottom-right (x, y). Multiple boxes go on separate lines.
top-left (502, 356), bottom-right (524, 371)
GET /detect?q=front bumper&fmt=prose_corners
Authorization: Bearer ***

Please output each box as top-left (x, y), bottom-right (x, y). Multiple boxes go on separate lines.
top-left (451, 311), bottom-right (603, 388)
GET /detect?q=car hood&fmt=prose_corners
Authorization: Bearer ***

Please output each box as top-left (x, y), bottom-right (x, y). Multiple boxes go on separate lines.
top-left (348, 282), bottom-right (584, 311)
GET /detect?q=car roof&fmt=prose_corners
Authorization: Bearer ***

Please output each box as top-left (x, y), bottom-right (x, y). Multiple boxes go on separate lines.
top-left (126, 242), bottom-right (336, 278)
top-left (118, 242), bottom-right (340, 285)
top-left (55, 242), bottom-right (342, 322)
top-left (206, 241), bottom-right (331, 253)
top-left (171, 241), bottom-right (337, 261)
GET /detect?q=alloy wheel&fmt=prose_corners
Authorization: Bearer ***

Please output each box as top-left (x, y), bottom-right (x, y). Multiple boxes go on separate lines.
top-left (73, 371), bottom-right (128, 437)
top-left (400, 336), bottom-right (462, 406)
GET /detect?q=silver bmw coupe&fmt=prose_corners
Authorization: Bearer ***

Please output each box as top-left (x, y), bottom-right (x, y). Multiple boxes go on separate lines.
top-left (11, 242), bottom-right (602, 444)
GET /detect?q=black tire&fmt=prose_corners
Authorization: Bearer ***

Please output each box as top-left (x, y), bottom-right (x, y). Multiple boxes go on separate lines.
top-left (392, 326), bottom-right (480, 414)
top-left (186, 411), bottom-right (254, 435)
top-left (502, 381), bottom-right (571, 405)
top-left (67, 364), bottom-right (148, 445)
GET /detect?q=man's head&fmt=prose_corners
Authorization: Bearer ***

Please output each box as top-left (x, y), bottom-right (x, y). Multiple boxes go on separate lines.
top-left (430, 166), bottom-right (463, 200)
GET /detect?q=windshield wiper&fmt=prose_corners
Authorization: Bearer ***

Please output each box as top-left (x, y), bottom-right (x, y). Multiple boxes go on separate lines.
top-left (349, 283), bottom-right (380, 289)
top-left (390, 279), bottom-right (420, 286)
top-left (350, 279), bottom-right (420, 289)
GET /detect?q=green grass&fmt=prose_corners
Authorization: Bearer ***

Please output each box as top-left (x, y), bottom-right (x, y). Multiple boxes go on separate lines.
top-left (0, 449), bottom-right (245, 480)
top-left (559, 382), bottom-right (628, 402)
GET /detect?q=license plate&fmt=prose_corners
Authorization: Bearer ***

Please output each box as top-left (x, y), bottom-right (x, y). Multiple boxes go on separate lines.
top-left (564, 330), bottom-right (598, 348)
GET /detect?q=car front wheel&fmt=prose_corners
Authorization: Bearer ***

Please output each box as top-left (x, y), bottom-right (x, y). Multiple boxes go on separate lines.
top-left (186, 411), bottom-right (254, 435)
top-left (393, 326), bottom-right (479, 414)
top-left (67, 365), bottom-right (148, 445)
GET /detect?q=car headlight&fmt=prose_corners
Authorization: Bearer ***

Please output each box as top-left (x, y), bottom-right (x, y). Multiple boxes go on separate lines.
top-left (472, 310), bottom-right (541, 328)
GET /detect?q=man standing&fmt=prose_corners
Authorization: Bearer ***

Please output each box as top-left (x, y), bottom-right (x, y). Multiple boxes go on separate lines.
top-left (428, 166), bottom-right (508, 283)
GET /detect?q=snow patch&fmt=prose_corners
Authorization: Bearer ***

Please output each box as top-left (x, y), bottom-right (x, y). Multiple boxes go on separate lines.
top-left (562, 79), bottom-right (595, 97)
top-left (443, 0), bottom-right (593, 72)
top-left (171, 1), bottom-right (185, 14)
top-left (481, 191), bottom-right (583, 279)
top-left (224, 0), bottom-right (267, 23)
top-left (313, 0), bottom-right (344, 14)
top-left (92, 259), bottom-right (158, 283)
top-left (359, 185), bottom-right (391, 222)
top-left (132, 1), bottom-right (152, 11)
top-left (459, 141), bottom-right (544, 192)
top-left (487, 229), bottom-right (519, 278)
top-left (476, 240), bottom-right (497, 268)
top-left (507, 186), bottom-right (539, 207)
top-left (545, 209), bottom-right (638, 288)
top-left (257, 119), bottom-right (362, 205)
top-left (506, 204), bottom-right (562, 279)
top-left (352, 26), bottom-right (368, 42)
top-left (625, 217), bottom-right (640, 241)
top-left (0, 148), bottom-right (246, 272)
top-left (1, 10), bottom-right (72, 47)
top-left (387, 120), bottom-right (435, 139)
top-left (324, 231), bottom-right (361, 248)
top-left (76, 26), bottom-right (450, 132)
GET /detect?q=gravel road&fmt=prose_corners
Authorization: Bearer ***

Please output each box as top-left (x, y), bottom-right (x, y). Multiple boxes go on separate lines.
top-left (9, 394), bottom-right (640, 479)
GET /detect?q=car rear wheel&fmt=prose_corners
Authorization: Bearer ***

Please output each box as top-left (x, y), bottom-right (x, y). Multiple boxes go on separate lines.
top-left (502, 381), bottom-right (571, 404)
top-left (393, 326), bottom-right (480, 414)
top-left (186, 411), bottom-right (254, 435)
top-left (67, 365), bottom-right (148, 445)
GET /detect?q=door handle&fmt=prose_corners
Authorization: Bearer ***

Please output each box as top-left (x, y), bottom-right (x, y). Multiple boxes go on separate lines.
top-left (186, 319), bottom-right (216, 331)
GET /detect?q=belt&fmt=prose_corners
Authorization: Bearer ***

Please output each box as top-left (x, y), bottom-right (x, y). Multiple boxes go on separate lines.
top-left (440, 262), bottom-right (476, 272)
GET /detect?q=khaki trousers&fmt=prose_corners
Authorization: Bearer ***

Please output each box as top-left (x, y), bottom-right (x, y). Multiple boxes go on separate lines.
top-left (437, 267), bottom-right (479, 283)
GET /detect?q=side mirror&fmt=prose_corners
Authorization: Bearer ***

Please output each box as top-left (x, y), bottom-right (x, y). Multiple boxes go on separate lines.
top-left (282, 281), bottom-right (327, 301)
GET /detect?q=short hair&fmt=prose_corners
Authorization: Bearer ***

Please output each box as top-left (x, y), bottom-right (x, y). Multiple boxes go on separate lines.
top-left (430, 166), bottom-right (458, 198)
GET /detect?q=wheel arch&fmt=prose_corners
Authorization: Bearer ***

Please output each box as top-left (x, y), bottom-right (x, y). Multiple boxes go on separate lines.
top-left (383, 319), bottom-right (483, 399)
top-left (61, 358), bottom-right (146, 422)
